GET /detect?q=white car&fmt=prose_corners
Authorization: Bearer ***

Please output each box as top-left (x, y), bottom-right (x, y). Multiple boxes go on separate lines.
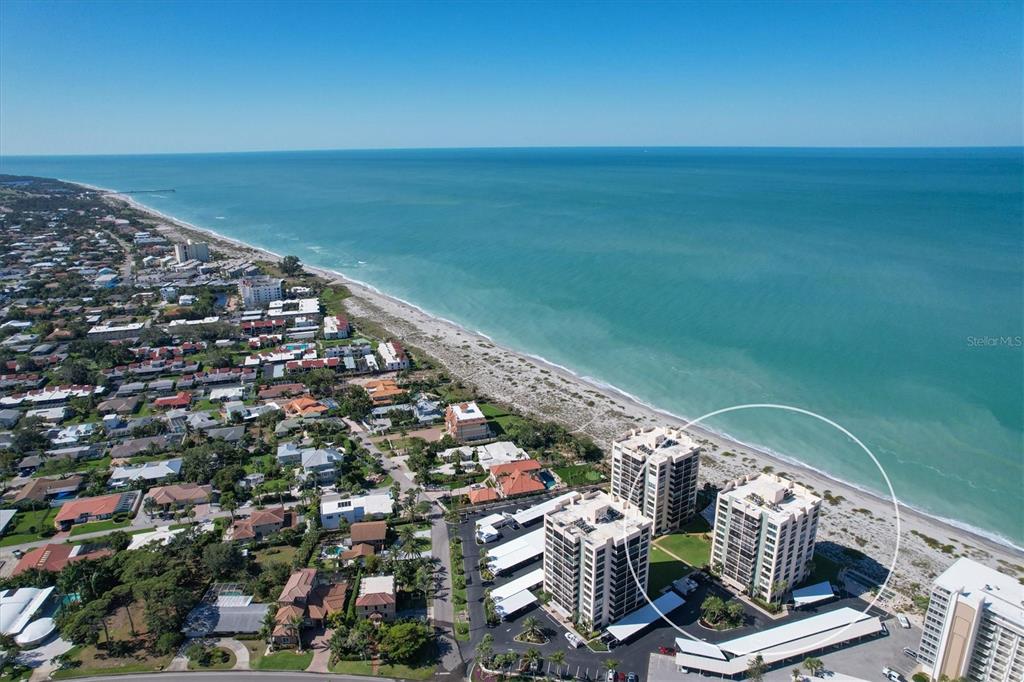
top-left (896, 614), bottom-right (911, 628)
top-left (882, 667), bottom-right (903, 682)
top-left (564, 631), bottom-right (584, 648)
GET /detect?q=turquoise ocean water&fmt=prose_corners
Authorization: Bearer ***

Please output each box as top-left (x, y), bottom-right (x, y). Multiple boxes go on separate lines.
top-left (2, 148), bottom-right (1021, 547)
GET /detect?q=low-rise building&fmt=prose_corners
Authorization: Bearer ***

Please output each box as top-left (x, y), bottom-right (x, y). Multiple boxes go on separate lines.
top-left (378, 340), bottom-right (410, 371)
top-left (54, 490), bottom-right (140, 530)
top-left (444, 401), bottom-right (490, 442)
top-left (227, 506), bottom-right (299, 542)
top-left (355, 575), bottom-right (396, 622)
top-left (108, 457), bottom-right (183, 488)
top-left (320, 492), bottom-right (393, 529)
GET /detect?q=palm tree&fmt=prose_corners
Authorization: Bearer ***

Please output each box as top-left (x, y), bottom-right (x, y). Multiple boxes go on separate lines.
top-left (603, 658), bottom-right (620, 674)
top-left (803, 657), bottom-right (824, 678)
top-left (475, 634), bottom-right (493, 664)
top-left (747, 654), bottom-right (767, 682)
top-left (398, 525), bottom-right (419, 559)
top-left (792, 668), bottom-right (802, 681)
top-left (520, 615), bottom-right (542, 643)
top-left (289, 614), bottom-right (305, 652)
top-left (549, 650), bottom-right (566, 677)
top-left (142, 496), bottom-right (158, 519)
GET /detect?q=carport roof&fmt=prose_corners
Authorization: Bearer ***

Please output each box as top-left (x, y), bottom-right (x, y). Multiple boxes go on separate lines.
top-left (606, 590), bottom-right (685, 642)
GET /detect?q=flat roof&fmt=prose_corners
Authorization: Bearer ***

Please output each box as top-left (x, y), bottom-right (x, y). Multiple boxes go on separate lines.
top-left (792, 581), bottom-right (835, 606)
top-left (606, 591), bottom-right (685, 642)
top-left (488, 528), bottom-right (544, 559)
top-left (674, 608), bottom-right (884, 675)
top-left (511, 491), bottom-right (581, 526)
top-left (491, 568), bottom-right (544, 603)
top-left (494, 589), bottom-right (537, 619)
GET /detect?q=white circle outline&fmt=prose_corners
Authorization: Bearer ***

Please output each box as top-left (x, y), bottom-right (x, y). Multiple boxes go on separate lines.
top-left (620, 403), bottom-right (901, 661)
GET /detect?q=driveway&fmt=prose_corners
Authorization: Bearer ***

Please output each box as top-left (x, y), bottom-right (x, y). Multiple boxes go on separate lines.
top-left (216, 637), bottom-right (250, 670)
top-left (305, 629), bottom-right (332, 673)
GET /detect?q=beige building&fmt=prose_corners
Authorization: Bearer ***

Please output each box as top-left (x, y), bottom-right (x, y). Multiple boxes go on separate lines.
top-left (444, 401), bottom-right (490, 442)
top-left (917, 557), bottom-right (1023, 682)
top-left (609, 427), bottom-right (701, 535)
top-left (542, 491), bottom-right (652, 630)
top-left (710, 473), bottom-right (820, 601)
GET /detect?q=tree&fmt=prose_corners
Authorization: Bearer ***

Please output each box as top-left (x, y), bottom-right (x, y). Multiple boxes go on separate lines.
top-left (747, 654), bottom-right (767, 682)
top-left (549, 650), bottom-right (566, 672)
top-left (186, 641), bottom-right (212, 667)
top-left (792, 668), bottom-right (802, 681)
top-left (378, 621), bottom-right (432, 663)
top-left (725, 600), bottom-right (745, 625)
top-left (700, 595), bottom-right (726, 624)
top-left (281, 255), bottom-right (303, 276)
top-left (475, 633), bottom-right (493, 663)
top-left (220, 491), bottom-right (238, 519)
top-left (603, 658), bottom-right (620, 672)
top-left (143, 496), bottom-right (158, 519)
top-left (289, 614), bottom-right (305, 652)
top-left (520, 615), bottom-right (543, 643)
top-left (203, 542), bottom-right (243, 579)
top-left (803, 657), bottom-right (824, 677)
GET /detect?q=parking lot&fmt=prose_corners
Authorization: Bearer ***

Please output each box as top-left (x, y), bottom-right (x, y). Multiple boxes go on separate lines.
top-left (457, 502), bottom-right (918, 682)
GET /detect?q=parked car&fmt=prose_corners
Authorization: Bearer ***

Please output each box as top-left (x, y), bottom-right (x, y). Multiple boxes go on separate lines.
top-left (902, 647), bottom-right (917, 659)
top-left (658, 646), bottom-right (674, 655)
top-left (882, 667), bottom-right (903, 682)
top-left (531, 659), bottom-right (543, 673)
top-left (564, 632), bottom-right (584, 648)
top-left (627, 673), bottom-right (639, 682)
top-left (896, 614), bottom-right (911, 629)
top-left (606, 670), bottom-right (616, 682)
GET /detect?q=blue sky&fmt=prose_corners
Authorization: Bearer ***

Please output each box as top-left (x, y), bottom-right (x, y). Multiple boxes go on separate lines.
top-left (1, 0), bottom-right (1021, 154)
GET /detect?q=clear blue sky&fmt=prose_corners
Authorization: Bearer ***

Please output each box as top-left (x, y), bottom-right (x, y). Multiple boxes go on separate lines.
top-left (1, 0), bottom-right (1021, 155)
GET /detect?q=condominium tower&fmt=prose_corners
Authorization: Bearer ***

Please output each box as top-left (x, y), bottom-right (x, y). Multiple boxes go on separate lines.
top-left (239, 277), bottom-right (283, 309)
top-left (710, 473), bottom-right (821, 601)
top-left (610, 427), bottom-right (701, 535)
top-left (543, 491), bottom-right (653, 629)
top-left (917, 557), bottom-right (1023, 682)
top-left (173, 239), bottom-right (210, 263)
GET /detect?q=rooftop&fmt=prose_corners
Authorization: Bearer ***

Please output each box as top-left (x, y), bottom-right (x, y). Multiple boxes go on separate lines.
top-left (546, 491), bottom-right (650, 544)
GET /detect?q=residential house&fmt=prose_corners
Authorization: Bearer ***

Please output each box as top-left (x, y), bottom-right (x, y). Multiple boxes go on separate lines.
top-left (301, 448), bottom-right (341, 485)
top-left (145, 483), bottom-right (213, 513)
top-left (489, 459), bottom-right (546, 498)
top-left (320, 492), bottom-right (393, 529)
top-left (283, 396), bottom-right (328, 418)
top-left (272, 568), bottom-right (348, 647)
top-left (108, 457), bottom-right (183, 488)
top-left (349, 520), bottom-right (388, 553)
top-left (444, 401), bottom-right (490, 442)
top-left (377, 340), bottom-right (410, 371)
top-left (12, 543), bottom-right (113, 577)
top-left (54, 491), bottom-right (140, 530)
top-left (355, 575), bottom-right (396, 622)
top-left (227, 506), bottom-right (299, 542)
top-left (10, 475), bottom-right (84, 504)
top-left (364, 379), bottom-right (405, 406)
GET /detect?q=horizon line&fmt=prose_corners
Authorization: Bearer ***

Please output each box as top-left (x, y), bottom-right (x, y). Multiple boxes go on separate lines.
top-left (2, 143), bottom-right (1023, 159)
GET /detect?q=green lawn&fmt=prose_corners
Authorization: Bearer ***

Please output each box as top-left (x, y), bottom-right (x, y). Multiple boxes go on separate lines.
top-left (655, 529), bottom-right (711, 568)
top-left (477, 402), bottom-right (529, 435)
top-left (320, 285), bottom-right (350, 316)
top-left (254, 651), bottom-right (313, 671)
top-left (253, 544), bottom-right (298, 567)
top-left (50, 644), bottom-right (172, 679)
top-left (331, 659), bottom-right (436, 679)
top-left (648, 545), bottom-right (688, 597)
top-left (34, 456), bottom-right (111, 478)
top-left (553, 465), bottom-right (605, 486)
top-left (187, 648), bottom-right (236, 670)
top-left (0, 507), bottom-right (58, 547)
top-left (68, 517), bottom-right (132, 537)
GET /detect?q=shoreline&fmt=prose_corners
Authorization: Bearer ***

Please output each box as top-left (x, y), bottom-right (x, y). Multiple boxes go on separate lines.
top-left (83, 182), bottom-right (1021, 610)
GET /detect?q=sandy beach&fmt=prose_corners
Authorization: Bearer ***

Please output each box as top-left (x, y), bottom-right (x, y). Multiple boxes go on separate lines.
top-left (102, 187), bottom-right (1023, 617)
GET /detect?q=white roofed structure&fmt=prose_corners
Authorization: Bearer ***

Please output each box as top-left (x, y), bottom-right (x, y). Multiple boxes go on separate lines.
top-left (511, 491), bottom-right (581, 526)
top-left (606, 591), bottom-right (685, 642)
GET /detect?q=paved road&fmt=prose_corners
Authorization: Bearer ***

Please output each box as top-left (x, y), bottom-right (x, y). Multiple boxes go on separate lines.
top-left (48, 673), bottom-right (395, 682)
top-left (355, 431), bottom-right (464, 677)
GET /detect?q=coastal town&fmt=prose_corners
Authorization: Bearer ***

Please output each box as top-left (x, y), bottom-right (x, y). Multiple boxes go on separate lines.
top-left (0, 174), bottom-right (1020, 682)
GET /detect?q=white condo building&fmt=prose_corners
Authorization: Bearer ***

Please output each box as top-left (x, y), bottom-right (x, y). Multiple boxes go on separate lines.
top-left (610, 427), bottom-right (701, 535)
top-left (543, 491), bottom-right (653, 629)
top-left (174, 240), bottom-right (210, 263)
top-left (710, 473), bottom-right (821, 601)
top-left (239, 277), bottom-right (283, 309)
top-left (917, 557), bottom-right (1023, 682)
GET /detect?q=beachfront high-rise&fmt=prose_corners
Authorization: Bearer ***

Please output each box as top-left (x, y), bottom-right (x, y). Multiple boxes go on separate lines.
top-left (239, 276), bottom-right (283, 309)
top-left (173, 239), bottom-right (210, 263)
top-left (710, 473), bottom-right (820, 602)
top-left (609, 427), bottom-right (701, 536)
top-left (917, 557), bottom-right (1023, 682)
top-left (542, 490), bottom-right (652, 630)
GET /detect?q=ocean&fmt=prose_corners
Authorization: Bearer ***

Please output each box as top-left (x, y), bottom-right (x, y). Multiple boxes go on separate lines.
top-left (2, 147), bottom-right (1021, 547)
